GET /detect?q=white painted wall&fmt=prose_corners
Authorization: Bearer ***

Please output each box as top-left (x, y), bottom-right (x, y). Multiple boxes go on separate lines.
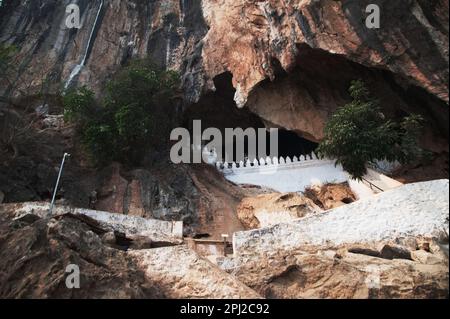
top-left (213, 153), bottom-right (400, 197)
top-left (224, 160), bottom-right (349, 193)
top-left (215, 154), bottom-right (349, 193)
top-left (348, 179), bottom-right (377, 199)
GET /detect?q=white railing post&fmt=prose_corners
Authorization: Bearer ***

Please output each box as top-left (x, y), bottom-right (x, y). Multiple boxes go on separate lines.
top-left (49, 153), bottom-right (71, 215)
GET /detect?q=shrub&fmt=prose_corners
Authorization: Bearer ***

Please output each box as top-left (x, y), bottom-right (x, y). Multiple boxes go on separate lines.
top-left (63, 59), bottom-right (180, 166)
top-left (63, 86), bottom-right (96, 122)
top-left (317, 80), bottom-right (426, 180)
top-left (0, 44), bottom-right (17, 91)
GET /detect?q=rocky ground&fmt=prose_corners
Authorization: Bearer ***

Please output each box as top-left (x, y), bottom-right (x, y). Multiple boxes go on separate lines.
top-left (0, 210), bottom-right (259, 298)
top-left (0, 180), bottom-right (448, 299)
top-left (218, 245), bottom-right (449, 299)
top-left (237, 192), bottom-right (321, 229)
top-left (220, 180), bottom-right (450, 299)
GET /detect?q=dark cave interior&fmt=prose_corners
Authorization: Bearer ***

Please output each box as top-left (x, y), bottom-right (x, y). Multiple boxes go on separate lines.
top-left (182, 72), bottom-right (318, 163)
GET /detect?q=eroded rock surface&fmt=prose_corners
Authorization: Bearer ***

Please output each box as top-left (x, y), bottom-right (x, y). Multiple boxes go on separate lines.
top-left (202, 0), bottom-right (448, 104)
top-left (0, 208), bottom-right (260, 299)
top-left (0, 0), bottom-right (208, 102)
top-left (0, 202), bottom-right (184, 245)
top-left (0, 212), bottom-right (164, 298)
top-left (237, 192), bottom-right (321, 229)
top-left (0, 0), bottom-right (449, 300)
top-left (129, 246), bottom-right (261, 299)
top-left (304, 183), bottom-right (357, 210)
top-left (1, 179), bottom-right (448, 299)
top-left (217, 246), bottom-right (448, 299)
top-left (1, 0), bottom-right (448, 180)
top-left (234, 180), bottom-right (449, 255)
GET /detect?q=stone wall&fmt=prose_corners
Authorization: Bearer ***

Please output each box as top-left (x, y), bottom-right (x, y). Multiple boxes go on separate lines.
top-left (2, 202), bottom-right (184, 244)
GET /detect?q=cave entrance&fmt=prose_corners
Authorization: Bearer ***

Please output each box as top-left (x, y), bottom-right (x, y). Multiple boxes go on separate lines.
top-left (182, 72), bottom-right (318, 163)
top-left (277, 129), bottom-right (318, 159)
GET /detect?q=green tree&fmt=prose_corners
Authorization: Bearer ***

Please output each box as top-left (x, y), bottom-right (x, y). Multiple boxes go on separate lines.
top-left (317, 80), bottom-right (426, 180)
top-left (63, 58), bottom-right (180, 166)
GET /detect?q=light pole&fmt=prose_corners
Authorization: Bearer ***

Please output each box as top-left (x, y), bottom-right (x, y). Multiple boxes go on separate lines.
top-left (49, 153), bottom-right (71, 215)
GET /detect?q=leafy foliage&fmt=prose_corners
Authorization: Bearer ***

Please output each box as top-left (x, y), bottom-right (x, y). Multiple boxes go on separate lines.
top-left (63, 86), bottom-right (96, 122)
top-left (0, 44), bottom-right (17, 89)
top-left (63, 59), bottom-right (180, 166)
top-left (317, 80), bottom-right (426, 180)
top-left (0, 44), bottom-right (16, 70)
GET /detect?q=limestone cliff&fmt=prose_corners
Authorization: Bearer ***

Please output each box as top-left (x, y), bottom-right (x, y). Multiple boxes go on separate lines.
top-left (1, 0), bottom-right (448, 144)
top-left (1, 1), bottom-right (449, 301)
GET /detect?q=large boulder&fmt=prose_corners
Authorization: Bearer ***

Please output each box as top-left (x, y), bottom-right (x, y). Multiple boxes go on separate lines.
top-left (237, 192), bottom-right (321, 229)
top-left (129, 246), bottom-right (261, 299)
top-left (0, 208), bottom-right (260, 299)
top-left (217, 246), bottom-right (448, 299)
top-left (0, 212), bottom-right (163, 298)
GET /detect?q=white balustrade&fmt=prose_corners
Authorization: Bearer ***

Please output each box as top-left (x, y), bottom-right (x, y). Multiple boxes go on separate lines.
top-left (214, 152), bottom-right (337, 177)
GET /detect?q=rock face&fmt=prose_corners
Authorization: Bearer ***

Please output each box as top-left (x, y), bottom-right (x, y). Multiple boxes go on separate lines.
top-left (1, 1), bottom-right (448, 141)
top-left (0, 111), bottom-right (202, 234)
top-left (303, 183), bottom-right (357, 210)
top-left (0, 0), bottom-right (208, 102)
top-left (0, 211), bottom-right (164, 298)
top-left (201, 0), bottom-right (448, 143)
top-left (202, 0), bottom-right (449, 104)
top-left (0, 207), bottom-right (260, 298)
top-left (1, 1), bottom-right (449, 300)
top-left (233, 180), bottom-right (449, 255)
top-left (237, 192), bottom-right (321, 229)
top-left (1, 202), bottom-right (184, 245)
top-left (218, 247), bottom-right (448, 299)
top-left (0, 105), bottom-right (249, 238)
top-left (129, 246), bottom-right (261, 299)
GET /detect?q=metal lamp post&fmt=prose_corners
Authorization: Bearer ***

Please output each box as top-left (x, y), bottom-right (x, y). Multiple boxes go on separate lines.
top-left (49, 153), bottom-right (71, 215)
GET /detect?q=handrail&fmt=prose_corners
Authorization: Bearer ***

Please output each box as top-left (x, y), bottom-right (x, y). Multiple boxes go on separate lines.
top-left (361, 177), bottom-right (384, 192)
top-left (192, 239), bottom-right (232, 245)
